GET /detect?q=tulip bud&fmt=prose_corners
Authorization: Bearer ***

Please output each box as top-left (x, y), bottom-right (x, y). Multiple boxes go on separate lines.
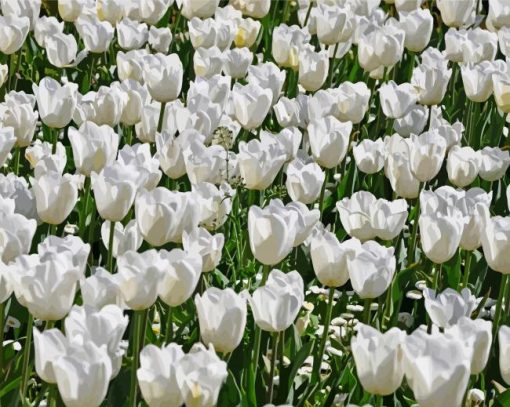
top-left (499, 325), bottom-right (510, 385)
top-left (353, 139), bottom-right (385, 175)
top-left (183, 227), bottom-right (224, 273)
top-left (195, 287), bottom-right (247, 354)
top-left (142, 53), bottom-right (184, 103)
top-left (182, 0), bottom-right (220, 19)
top-left (232, 82), bottom-right (273, 130)
top-left (351, 324), bottom-right (405, 395)
top-left (479, 146), bottom-right (510, 181)
top-left (423, 288), bottom-right (477, 328)
top-left (148, 26), bottom-right (172, 54)
top-left (0, 15), bottom-right (30, 55)
top-left (399, 9), bottom-right (433, 52)
top-left (247, 269), bottom-right (304, 332)
top-left (286, 155), bottom-right (325, 204)
top-left (33, 77), bottom-right (78, 129)
top-left (437, 0), bottom-right (476, 27)
top-left (446, 146), bottom-right (481, 188)
top-left (409, 131), bottom-right (447, 183)
top-left (117, 18), bottom-right (148, 51)
top-left (308, 115), bottom-right (352, 169)
top-left (379, 81), bottom-right (418, 119)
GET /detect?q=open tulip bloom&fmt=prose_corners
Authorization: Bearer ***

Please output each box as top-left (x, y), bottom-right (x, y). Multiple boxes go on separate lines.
top-left (1, 0), bottom-right (510, 406)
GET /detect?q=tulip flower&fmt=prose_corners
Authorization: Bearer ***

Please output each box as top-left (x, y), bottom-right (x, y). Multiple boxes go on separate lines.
top-left (230, 0), bottom-right (270, 18)
top-left (311, 229), bottom-right (361, 288)
top-left (423, 288), bottom-right (477, 328)
top-left (183, 141), bottom-right (225, 185)
top-left (178, 343), bottom-right (228, 407)
top-left (195, 287), bottom-right (247, 354)
top-left (33, 77), bottom-right (78, 129)
top-left (353, 139), bottom-right (386, 175)
top-left (232, 82), bottom-right (273, 130)
top-left (76, 15), bottom-right (115, 53)
top-left (194, 47), bottom-right (224, 78)
top-left (348, 241), bottom-right (396, 299)
top-left (286, 154), bottom-right (325, 204)
top-left (101, 220), bottom-right (143, 260)
top-left (118, 143), bottom-right (162, 190)
top-left (117, 250), bottom-right (169, 310)
top-left (31, 171), bottom-right (79, 225)
top-left (65, 304), bottom-right (128, 378)
top-left (45, 32), bottom-right (84, 68)
top-left (192, 182), bottom-right (234, 230)
top-left (183, 227), bottom-right (224, 273)
top-left (223, 47), bottom-right (253, 79)
top-left (247, 62), bottom-right (286, 105)
top-left (399, 9), bottom-right (433, 52)
top-left (142, 53), bottom-right (183, 103)
top-left (479, 147), bottom-right (510, 182)
top-left (33, 328), bottom-right (68, 384)
top-left (411, 60), bottom-right (452, 106)
top-left (499, 325), bottom-right (510, 385)
top-left (393, 104), bottom-right (429, 138)
top-left (358, 24), bottom-right (405, 73)
top-left (34, 16), bottom-right (64, 48)
top-left (312, 3), bottom-right (354, 45)
top-left (80, 267), bottom-right (122, 309)
top-left (446, 317), bottom-right (492, 374)
top-left (272, 24), bottom-right (310, 70)
top-left (234, 17), bottom-right (261, 48)
top-left (148, 26), bottom-right (172, 53)
top-left (58, 0), bottom-right (84, 22)
top-left (138, 0), bottom-right (173, 25)
top-left (461, 61), bottom-right (497, 103)
top-left (117, 49), bottom-right (148, 82)
top-left (298, 47), bottom-right (329, 92)
top-left (337, 191), bottom-right (377, 241)
top-left (478, 206), bottom-right (510, 274)
top-left (409, 130), bottom-right (447, 183)
top-left (351, 324), bottom-right (405, 395)
top-left (238, 138), bottom-right (286, 190)
top-left (117, 18), bottom-right (148, 51)
top-left (0, 15), bottom-right (30, 55)
top-left (248, 203), bottom-right (297, 266)
top-left (403, 328), bottom-right (470, 407)
top-left (137, 343), bottom-right (185, 407)
top-left (437, 0), bottom-right (476, 27)
top-left (247, 269), bottom-right (304, 332)
top-left (8, 251), bottom-right (82, 321)
top-left (379, 81), bottom-right (418, 119)
top-left (158, 248), bottom-right (202, 307)
top-left (308, 115), bottom-right (352, 169)
top-left (446, 146), bottom-right (481, 188)
top-left (38, 234), bottom-right (91, 275)
top-left (182, 0), bottom-right (220, 19)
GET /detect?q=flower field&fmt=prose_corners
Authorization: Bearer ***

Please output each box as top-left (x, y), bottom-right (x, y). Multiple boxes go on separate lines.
top-left (1, 0), bottom-right (510, 406)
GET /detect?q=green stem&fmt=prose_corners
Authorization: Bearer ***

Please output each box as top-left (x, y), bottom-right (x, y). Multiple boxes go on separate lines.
top-left (45, 320), bottom-right (55, 330)
top-left (407, 183), bottom-right (424, 264)
top-left (129, 310), bottom-right (145, 407)
top-left (14, 146), bottom-right (21, 176)
top-left (51, 128), bottom-right (58, 155)
top-left (493, 275), bottom-right (509, 339)
top-left (79, 178), bottom-right (91, 239)
top-left (462, 251), bottom-right (472, 289)
top-left (433, 263), bottom-right (443, 292)
top-left (362, 298), bottom-right (372, 325)
top-left (327, 43), bottom-right (340, 88)
top-left (303, 1), bottom-right (313, 27)
top-left (0, 302), bottom-right (4, 373)
top-left (157, 102), bottom-right (167, 133)
top-left (108, 221), bottom-right (115, 273)
top-left (311, 287), bottom-right (335, 383)
top-left (267, 332), bottom-right (279, 404)
top-left (252, 325), bottom-right (262, 380)
top-left (165, 306), bottom-right (173, 343)
top-left (19, 314), bottom-right (34, 404)
top-left (318, 171), bottom-right (329, 221)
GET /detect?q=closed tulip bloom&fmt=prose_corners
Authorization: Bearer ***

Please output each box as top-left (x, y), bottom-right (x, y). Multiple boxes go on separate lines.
top-left (45, 32), bottom-right (84, 68)
top-left (0, 197), bottom-right (37, 264)
top-left (33, 77), bottom-right (78, 129)
top-left (137, 0), bottom-right (173, 24)
top-left (31, 172), bottom-right (79, 225)
top-left (337, 191), bottom-right (377, 241)
top-left (286, 155), bottom-right (325, 204)
top-left (308, 115), bottom-right (352, 169)
top-left (247, 62), bottom-right (286, 105)
top-left (33, 328), bottom-right (68, 383)
top-left (379, 81), bottom-right (418, 119)
top-left (101, 220), bottom-right (143, 259)
top-left (9, 251), bottom-right (81, 320)
top-left (358, 24), bottom-right (405, 72)
top-left (348, 240), bottom-right (396, 299)
top-left (158, 248), bottom-right (202, 307)
top-left (2, 97), bottom-right (38, 148)
top-left (0, 64), bottom-right (7, 88)
top-left (437, 0), bottom-right (476, 27)
top-left (419, 209), bottom-right (465, 264)
top-left (117, 49), bottom-right (148, 82)
top-left (58, 0), bottom-right (85, 22)
top-left (142, 53), bottom-right (183, 103)
top-left (311, 229), bottom-right (361, 287)
top-left (34, 16), bottom-right (64, 48)
top-left (80, 267), bottom-right (122, 309)
top-left (137, 343), bottom-right (185, 407)
top-left (0, 127), bottom-right (15, 168)
top-left (499, 326), bottom-right (510, 385)
top-left (183, 141), bottom-right (224, 185)
top-left (195, 287), bottom-right (247, 354)
top-left (248, 204), bottom-right (297, 265)
top-left (298, 47), bottom-right (329, 92)
top-left (409, 130), bottom-right (447, 182)
top-left (119, 79), bottom-right (150, 126)
top-left (38, 234), bottom-right (91, 275)
top-left (395, 0), bottom-right (423, 11)
top-left (69, 121), bottom-right (119, 176)
top-left (178, 343), bottom-right (228, 407)
top-left (230, 0), bottom-right (270, 18)
top-left (118, 143), bottom-right (162, 190)
top-left (478, 206), bottom-right (510, 274)
top-left (135, 188), bottom-right (200, 246)
top-left (332, 81), bottom-right (371, 124)
top-left (371, 198), bottom-right (409, 240)
top-left (65, 304), bottom-right (128, 378)
top-left (398, 9), bottom-right (433, 52)
top-left (148, 26), bottom-right (172, 53)
top-left (232, 82), bottom-right (273, 130)
top-left (248, 270), bottom-right (304, 332)
top-left (192, 182), bottom-right (234, 230)
top-left (312, 3), bottom-right (354, 45)
top-left (286, 201), bottom-right (320, 246)
top-left (194, 46), bottom-right (224, 78)
top-left (182, 0), bottom-right (220, 19)
top-left (446, 317), bottom-right (492, 375)
top-left (76, 15), bottom-right (115, 53)
top-left (493, 73), bottom-right (510, 113)
top-left (353, 139), bottom-right (385, 174)
top-left (384, 140), bottom-right (420, 199)
top-left (411, 64), bottom-right (452, 106)
top-left (423, 288), bottom-right (477, 328)
top-left (461, 62), bottom-right (496, 102)
top-left (53, 337), bottom-right (113, 407)
top-left (351, 324), bottom-right (405, 395)
top-left (117, 250), bottom-right (167, 310)
top-left (183, 227), bottom-right (223, 273)
top-left (117, 18), bottom-right (148, 51)
top-left (0, 15), bottom-right (30, 55)
top-left (238, 138), bottom-right (286, 190)
top-left (272, 24), bottom-right (310, 70)
top-left (393, 104), bottom-right (428, 137)
top-left (222, 47), bottom-right (253, 79)
top-left (479, 146), bottom-right (510, 181)
top-left (446, 146), bottom-right (481, 188)
top-left (403, 328), bottom-right (470, 407)
top-left (156, 130), bottom-right (196, 179)
top-left (91, 165), bottom-right (137, 222)
top-left (234, 17), bottom-right (260, 48)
